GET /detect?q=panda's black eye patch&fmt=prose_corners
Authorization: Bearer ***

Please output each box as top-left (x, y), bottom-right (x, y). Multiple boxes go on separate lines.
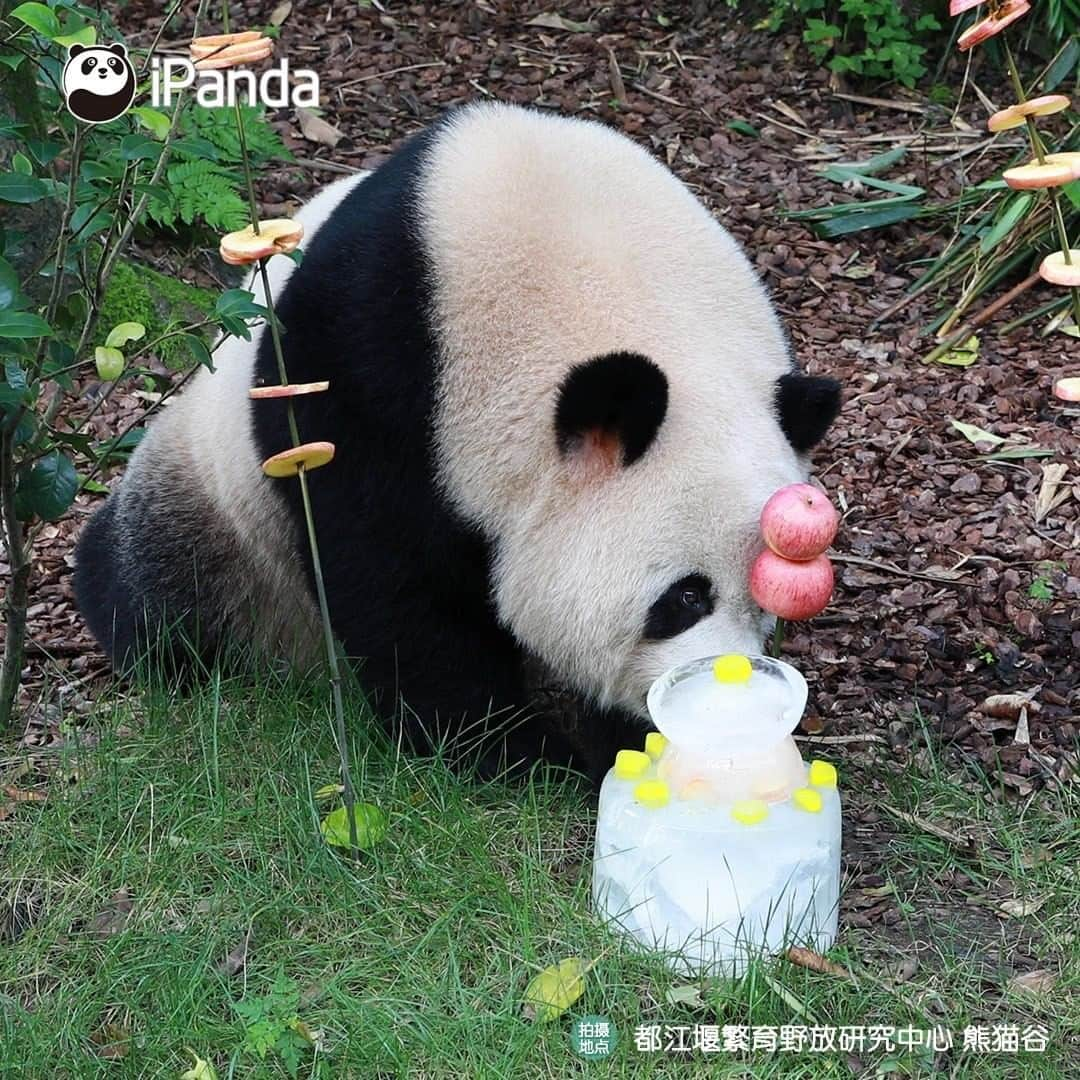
top-left (109, 58), bottom-right (121, 71)
top-left (82, 56), bottom-right (97, 74)
top-left (644, 574), bottom-right (713, 640)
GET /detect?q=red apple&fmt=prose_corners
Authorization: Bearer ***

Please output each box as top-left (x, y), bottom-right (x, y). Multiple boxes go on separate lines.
top-left (750, 549), bottom-right (834, 621)
top-left (760, 483), bottom-right (840, 561)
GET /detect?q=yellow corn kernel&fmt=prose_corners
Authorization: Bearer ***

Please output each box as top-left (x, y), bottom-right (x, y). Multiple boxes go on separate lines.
top-left (644, 732), bottom-right (668, 759)
top-left (731, 799), bottom-right (768, 825)
top-left (614, 749), bottom-right (651, 780)
top-left (713, 654), bottom-right (752, 684)
top-left (793, 787), bottom-right (823, 814)
top-left (808, 759), bottom-right (837, 789)
top-left (634, 780), bottom-right (670, 809)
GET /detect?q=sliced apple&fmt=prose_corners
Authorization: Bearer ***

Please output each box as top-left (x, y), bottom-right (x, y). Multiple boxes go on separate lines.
top-left (1002, 155), bottom-right (1080, 190)
top-left (249, 381), bottom-right (330, 400)
top-left (194, 39), bottom-right (273, 70)
top-left (220, 219), bottom-right (304, 265)
top-left (261, 441), bottom-right (336, 478)
top-left (191, 31), bottom-right (263, 48)
top-left (1038, 250), bottom-right (1080, 287)
top-left (958, 0), bottom-right (1030, 52)
top-left (988, 94), bottom-right (1072, 132)
top-left (1053, 378), bottom-right (1080, 402)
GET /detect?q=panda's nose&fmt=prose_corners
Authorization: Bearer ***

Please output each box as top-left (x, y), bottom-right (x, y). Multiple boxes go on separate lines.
top-left (98, 69), bottom-right (108, 77)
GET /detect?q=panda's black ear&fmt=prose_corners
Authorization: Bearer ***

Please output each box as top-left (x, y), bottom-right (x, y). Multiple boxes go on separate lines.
top-left (108, 43), bottom-right (128, 57)
top-left (68, 43), bottom-right (86, 57)
top-left (555, 352), bottom-right (668, 477)
top-left (776, 372), bottom-right (841, 453)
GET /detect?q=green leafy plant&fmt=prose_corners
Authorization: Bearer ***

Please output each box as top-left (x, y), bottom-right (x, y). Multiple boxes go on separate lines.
top-left (233, 971), bottom-right (322, 1077)
top-left (0, 1), bottom-right (266, 728)
top-left (147, 104), bottom-right (292, 233)
top-left (768, 0), bottom-right (942, 87)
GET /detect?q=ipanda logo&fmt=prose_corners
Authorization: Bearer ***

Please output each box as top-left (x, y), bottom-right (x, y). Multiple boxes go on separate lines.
top-left (61, 40), bottom-right (319, 123)
top-left (62, 43), bottom-right (137, 124)
top-left (149, 56), bottom-right (320, 109)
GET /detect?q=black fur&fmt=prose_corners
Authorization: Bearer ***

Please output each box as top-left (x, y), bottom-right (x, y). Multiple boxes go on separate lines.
top-left (555, 352), bottom-right (668, 466)
top-left (643, 574), bottom-right (714, 641)
top-left (775, 373), bottom-right (841, 453)
top-left (247, 125), bottom-right (635, 782)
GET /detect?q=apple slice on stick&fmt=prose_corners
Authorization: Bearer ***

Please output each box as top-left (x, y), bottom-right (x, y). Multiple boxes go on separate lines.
top-left (194, 40), bottom-right (273, 70)
top-left (1053, 378), bottom-right (1080, 402)
top-left (987, 94), bottom-right (1071, 132)
top-left (249, 381), bottom-right (330, 400)
top-left (1039, 251), bottom-right (1080, 288)
top-left (191, 30), bottom-right (263, 48)
top-left (220, 219), bottom-right (304, 265)
top-left (957, 0), bottom-right (1030, 51)
top-left (262, 442), bottom-right (336, 478)
top-left (1003, 155), bottom-right (1080, 190)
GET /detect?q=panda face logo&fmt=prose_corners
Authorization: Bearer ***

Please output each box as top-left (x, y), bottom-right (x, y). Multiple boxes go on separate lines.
top-left (62, 43), bottom-right (137, 124)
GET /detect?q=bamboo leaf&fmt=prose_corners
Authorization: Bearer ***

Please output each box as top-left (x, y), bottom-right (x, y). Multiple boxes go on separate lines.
top-left (933, 335), bottom-right (979, 367)
top-left (811, 204), bottom-right (922, 237)
top-left (979, 194), bottom-right (1034, 254)
top-left (949, 418), bottom-right (1005, 447)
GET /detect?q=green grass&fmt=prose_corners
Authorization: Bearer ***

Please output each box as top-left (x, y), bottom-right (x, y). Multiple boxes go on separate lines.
top-left (1, 671), bottom-right (1076, 1077)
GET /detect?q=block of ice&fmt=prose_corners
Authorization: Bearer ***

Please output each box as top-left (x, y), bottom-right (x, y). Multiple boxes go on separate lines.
top-left (592, 654), bottom-right (842, 976)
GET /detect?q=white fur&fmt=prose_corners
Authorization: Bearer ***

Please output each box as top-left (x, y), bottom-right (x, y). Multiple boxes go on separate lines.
top-left (116, 173), bottom-right (369, 663)
top-left (420, 103), bottom-right (805, 716)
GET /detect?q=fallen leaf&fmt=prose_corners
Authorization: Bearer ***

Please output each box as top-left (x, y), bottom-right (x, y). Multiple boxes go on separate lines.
top-left (861, 882), bottom-right (895, 898)
top-left (313, 783), bottom-right (344, 801)
top-left (934, 334), bottom-right (979, 367)
top-left (888, 956), bottom-right (919, 985)
top-left (1007, 969), bottom-right (1056, 996)
top-left (87, 887), bottom-right (132, 939)
top-left (522, 957), bottom-right (588, 1021)
top-left (296, 107), bottom-right (344, 148)
top-left (1019, 846), bottom-right (1051, 869)
top-left (320, 802), bottom-right (387, 850)
top-left (948, 417), bottom-right (1005, 449)
top-left (979, 690), bottom-right (1041, 719)
top-left (607, 48), bottom-right (627, 106)
top-left (1034, 463), bottom-right (1070, 524)
top-left (525, 12), bottom-right (597, 33)
top-left (269, 1), bottom-right (291, 26)
top-left (785, 946), bottom-right (853, 978)
top-left (665, 984), bottom-right (707, 1009)
top-left (760, 971), bottom-right (820, 1024)
top-left (90, 1021), bottom-right (130, 1059)
top-left (217, 929), bottom-right (250, 977)
top-left (182, 1048), bottom-right (219, 1080)
top-left (998, 896), bottom-right (1048, 919)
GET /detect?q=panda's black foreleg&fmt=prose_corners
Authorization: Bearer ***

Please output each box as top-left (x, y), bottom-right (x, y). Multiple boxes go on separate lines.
top-left (342, 616), bottom-right (584, 783)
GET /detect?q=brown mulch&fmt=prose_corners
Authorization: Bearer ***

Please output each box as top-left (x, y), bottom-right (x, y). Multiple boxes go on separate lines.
top-left (6, 2), bottom-right (1078, 805)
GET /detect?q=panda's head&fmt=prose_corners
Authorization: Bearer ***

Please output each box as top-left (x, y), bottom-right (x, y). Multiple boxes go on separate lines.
top-left (422, 104), bottom-right (841, 720)
top-left (62, 43), bottom-right (136, 124)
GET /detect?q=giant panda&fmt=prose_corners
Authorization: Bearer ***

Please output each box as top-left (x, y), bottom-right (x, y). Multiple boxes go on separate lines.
top-left (75, 102), bottom-right (840, 782)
